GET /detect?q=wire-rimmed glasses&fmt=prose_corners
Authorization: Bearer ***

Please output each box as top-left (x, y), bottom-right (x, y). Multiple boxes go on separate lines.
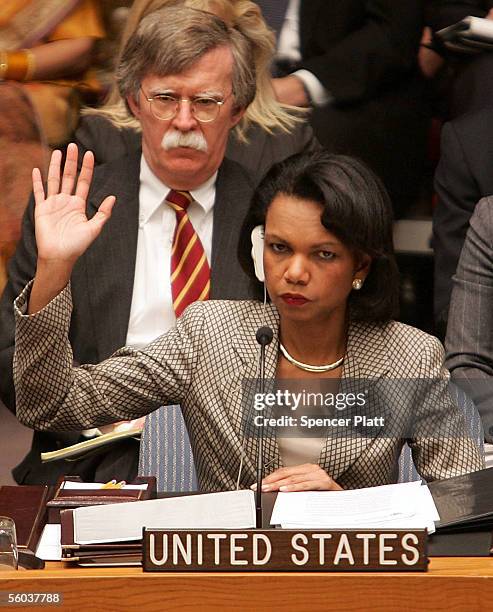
top-left (141, 88), bottom-right (231, 123)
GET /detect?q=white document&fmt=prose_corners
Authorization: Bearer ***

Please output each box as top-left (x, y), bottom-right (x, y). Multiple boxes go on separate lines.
top-left (36, 524), bottom-right (62, 561)
top-left (271, 481), bottom-right (439, 533)
top-left (73, 490), bottom-right (256, 545)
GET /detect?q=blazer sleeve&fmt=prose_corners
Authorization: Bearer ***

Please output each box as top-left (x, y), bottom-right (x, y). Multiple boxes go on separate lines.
top-left (14, 282), bottom-right (205, 432)
top-left (408, 334), bottom-right (484, 479)
top-left (446, 196), bottom-right (493, 443)
top-left (0, 195), bottom-right (38, 413)
top-left (300, 1), bottom-right (423, 104)
top-left (432, 119), bottom-right (479, 328)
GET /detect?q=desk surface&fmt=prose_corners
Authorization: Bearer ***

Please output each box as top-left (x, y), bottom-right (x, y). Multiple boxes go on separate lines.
top-left (1, 558), bottom-right (493, 611)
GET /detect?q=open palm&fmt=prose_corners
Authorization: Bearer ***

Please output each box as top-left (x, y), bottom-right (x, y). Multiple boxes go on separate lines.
top-left (33, 143), bottom-right (115, 263)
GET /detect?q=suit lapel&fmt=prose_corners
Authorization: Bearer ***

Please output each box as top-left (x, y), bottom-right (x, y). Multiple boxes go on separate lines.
top-left (83, 151), bottom-right (142, 359)
top-left (319, 321), bottom-right (391, 481)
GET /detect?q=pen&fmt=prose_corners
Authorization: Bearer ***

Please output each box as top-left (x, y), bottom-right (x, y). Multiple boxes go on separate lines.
top-left (101, 479), bottom-right (117, 489)
top-left (101, 480), bottom-right (127, 489)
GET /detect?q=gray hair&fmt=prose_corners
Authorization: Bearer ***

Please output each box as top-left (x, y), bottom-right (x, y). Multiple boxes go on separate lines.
top-left (116, 6), bottom-right (256, 113)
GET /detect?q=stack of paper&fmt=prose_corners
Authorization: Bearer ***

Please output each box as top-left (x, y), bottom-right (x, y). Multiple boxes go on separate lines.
top-left (270, 481), bottom-right (440, 533)
top-left (72, 489), bottom-right (256, 544)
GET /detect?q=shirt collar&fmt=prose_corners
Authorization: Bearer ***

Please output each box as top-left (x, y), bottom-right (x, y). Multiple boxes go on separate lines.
top-left (139, 154), bottom-right (217, 224)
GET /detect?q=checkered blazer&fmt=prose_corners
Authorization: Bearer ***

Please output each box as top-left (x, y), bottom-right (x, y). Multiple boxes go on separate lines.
top-left (14, 284), bottom-right (483, 491)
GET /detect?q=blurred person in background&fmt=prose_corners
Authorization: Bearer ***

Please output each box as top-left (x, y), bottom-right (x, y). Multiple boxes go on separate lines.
top-left (253, 1), bottom-right (429, 218)
top-left (0, 0), bottom-right (104, 290)
top-left (427, 0), bottom-right (493, 119)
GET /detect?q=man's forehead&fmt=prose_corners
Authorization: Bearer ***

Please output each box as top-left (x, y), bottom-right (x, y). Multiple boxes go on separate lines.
top-left (143, 46), bottom-right (234, 91)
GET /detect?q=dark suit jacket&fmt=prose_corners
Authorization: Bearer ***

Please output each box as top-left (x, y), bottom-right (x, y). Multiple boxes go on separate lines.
top-left (445, 196), bottom-right (493, 443)
top-left (433, 106), bottom-right (493, 331)
top-left (289, 1), bottom-right (428, 216)
top-left (0, 150), bottom-right (255, 483)
top-left (297, 1), bottom-right (423, 104)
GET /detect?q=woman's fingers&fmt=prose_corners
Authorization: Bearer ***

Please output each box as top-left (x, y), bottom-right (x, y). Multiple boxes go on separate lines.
top-left (35, 146), bottom-right (95, 207)
top-left (262, 464), bottom-right (317, 484)
top-left (60, 143), bottom-right (79, 195)
top-left (46, 149), bottom-right (62, 197)
top-left (32, 167), bottom-right (45, 207)
top-left (252, 463), bottom-right (342, 492)
top-left (88, 195), bottom-right (116, 234)
top-left (278, 480), bottom-right (340, 492)
top-left (75, 150), bottom-right (95, 202)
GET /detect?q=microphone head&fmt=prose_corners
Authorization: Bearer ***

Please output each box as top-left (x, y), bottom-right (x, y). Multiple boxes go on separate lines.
top-left (256, 326), bottom-right (273, 347)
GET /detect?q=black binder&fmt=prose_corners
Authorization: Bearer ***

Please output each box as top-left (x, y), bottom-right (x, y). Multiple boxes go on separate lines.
top-left (429, 467), bottom-right (493, 531)
top-left (427, 467), bottom-right (493, 556)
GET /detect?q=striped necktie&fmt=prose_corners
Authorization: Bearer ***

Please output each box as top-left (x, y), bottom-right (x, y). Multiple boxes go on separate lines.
top-left (166, 190), bottom-right (210, 318)
top-left (255, 0), bottom-right (289, 38)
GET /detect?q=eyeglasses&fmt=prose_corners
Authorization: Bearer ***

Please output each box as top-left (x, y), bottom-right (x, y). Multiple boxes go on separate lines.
top-left (141, 88), bottom-right (231, 123)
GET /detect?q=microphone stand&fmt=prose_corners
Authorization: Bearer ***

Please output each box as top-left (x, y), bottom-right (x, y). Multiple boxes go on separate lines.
top-left (255, 326), bottom-right (273, 529)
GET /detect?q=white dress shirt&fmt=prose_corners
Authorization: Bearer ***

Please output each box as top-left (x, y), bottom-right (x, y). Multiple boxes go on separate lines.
top-left (277, 0), bottom-right (332, 106)
top-left (84, 156), bottom-right (216, 437)
top-left (126, 155), bottom-right (216, 349)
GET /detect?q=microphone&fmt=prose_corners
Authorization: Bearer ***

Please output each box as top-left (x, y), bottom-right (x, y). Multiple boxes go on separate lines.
top-left (256, 326), bottom-right (273, 347)
top-left (255, 325), bottom-right (273, 528)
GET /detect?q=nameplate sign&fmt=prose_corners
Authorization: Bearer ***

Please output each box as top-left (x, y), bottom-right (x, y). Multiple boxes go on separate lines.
top-left (142, 529), bottom-right (428, 572)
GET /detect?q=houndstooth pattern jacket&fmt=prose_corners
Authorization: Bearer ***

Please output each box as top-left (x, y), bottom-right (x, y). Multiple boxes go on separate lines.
top-left (14, 283), bottom-right (483, 491)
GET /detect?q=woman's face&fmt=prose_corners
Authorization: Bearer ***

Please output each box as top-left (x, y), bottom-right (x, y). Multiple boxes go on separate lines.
top-left (263, 194), bottom-right (371, 327)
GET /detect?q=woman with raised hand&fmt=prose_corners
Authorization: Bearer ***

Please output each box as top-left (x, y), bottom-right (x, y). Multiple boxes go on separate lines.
top-left (14, 147), bottom-right (483, 492)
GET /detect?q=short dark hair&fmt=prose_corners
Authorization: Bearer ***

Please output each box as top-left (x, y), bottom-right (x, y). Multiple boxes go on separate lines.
top-left (238, 151), bottom-right (399, 323)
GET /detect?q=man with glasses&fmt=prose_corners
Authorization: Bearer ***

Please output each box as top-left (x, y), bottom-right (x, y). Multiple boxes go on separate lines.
top-left (0, 7), bottom-right (264, 484)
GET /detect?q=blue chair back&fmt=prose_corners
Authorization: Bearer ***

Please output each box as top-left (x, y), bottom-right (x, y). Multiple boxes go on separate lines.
top-left (138, 405), bottom-right (197, 492)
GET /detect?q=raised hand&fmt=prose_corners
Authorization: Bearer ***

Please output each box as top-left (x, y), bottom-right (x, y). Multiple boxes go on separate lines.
top-left (33, 143), bottom-right (115, 264)
top-left (28, 144), bottom-right (115, 314)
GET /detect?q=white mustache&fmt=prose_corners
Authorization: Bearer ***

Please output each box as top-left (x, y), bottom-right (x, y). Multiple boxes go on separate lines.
top-left (161, 130), bottom-right (208, 153)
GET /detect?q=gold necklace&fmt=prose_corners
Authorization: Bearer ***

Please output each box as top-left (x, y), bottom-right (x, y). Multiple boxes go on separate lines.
top-left (279, 343), bottom-right (344, 373)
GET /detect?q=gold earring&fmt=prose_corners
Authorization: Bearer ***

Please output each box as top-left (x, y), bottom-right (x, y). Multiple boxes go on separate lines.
top-left (352, 278), bottom-right (363, 290)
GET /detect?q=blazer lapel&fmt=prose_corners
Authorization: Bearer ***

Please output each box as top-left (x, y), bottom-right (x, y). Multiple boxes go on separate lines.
top-left (83, 151), bottom-right (142, 359)
top-left (319, 321), bottom-right (391, 481)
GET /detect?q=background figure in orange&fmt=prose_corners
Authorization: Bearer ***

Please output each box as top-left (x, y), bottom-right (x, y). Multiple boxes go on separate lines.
top-left (0, 0), bottom-right (105, 290)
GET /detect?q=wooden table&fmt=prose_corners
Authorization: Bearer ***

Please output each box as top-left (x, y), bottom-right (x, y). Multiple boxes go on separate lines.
top-left (1, 558), bottom-right (493, 611)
